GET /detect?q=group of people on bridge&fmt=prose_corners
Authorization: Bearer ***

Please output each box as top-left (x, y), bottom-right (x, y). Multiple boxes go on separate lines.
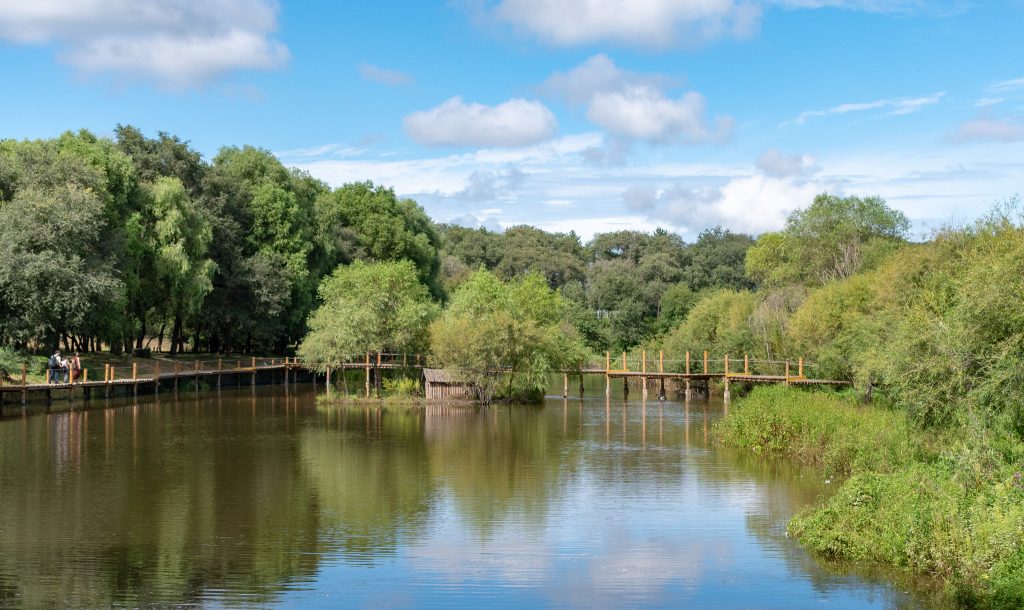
top-left (47, 350), bottom-right (82, 384)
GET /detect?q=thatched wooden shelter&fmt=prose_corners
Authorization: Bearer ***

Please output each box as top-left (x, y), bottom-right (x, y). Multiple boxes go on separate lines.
top-left (422, 368), bottom-right (472, 400)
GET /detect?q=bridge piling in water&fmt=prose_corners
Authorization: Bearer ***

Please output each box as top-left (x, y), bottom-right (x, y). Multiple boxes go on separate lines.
top-left (1, 350), bottom-right (849, 406)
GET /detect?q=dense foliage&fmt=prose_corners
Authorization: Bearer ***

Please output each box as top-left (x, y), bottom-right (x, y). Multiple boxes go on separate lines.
top-left (0, 126), bottom-right (759, 358)
top-left (430, 271), bottom-right (586, 404)
top-left (0, 128), bottom-right (443, 356)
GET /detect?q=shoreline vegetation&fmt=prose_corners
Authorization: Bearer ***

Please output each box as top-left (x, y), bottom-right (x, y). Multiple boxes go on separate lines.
top-left (3, 126), bottom-right (1024, 605)
top-left (718, 387), bottom-right (1024, 608)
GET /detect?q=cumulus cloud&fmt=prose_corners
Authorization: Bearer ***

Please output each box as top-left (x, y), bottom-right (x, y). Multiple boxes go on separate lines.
top-left (404, 96), bottom-right (558, 147)
top-left (0, 0), bottom-right (288, 89)
top-left (358, 62), bottom-right (413, 86)
top-left (948, 117), bottom-right (1024, 144)
top-left (540, 54), bottom-right (673, 106)
top-left (483, 0), bottom-right (931, 48)
top-left (587, 86), bottom-right (734, 143)
top-left (490, 0), bottom-right (762, 47)
top-left (755, 149), bottom-right (820, 177)
top-left (783, 92), bottom-right (945, 125)
top-left (455, 166), bottom-right (527, 201)
top-left (627, 175), bottom-right (828, 235)
top-left (449, 212), bottom-right (505, 232)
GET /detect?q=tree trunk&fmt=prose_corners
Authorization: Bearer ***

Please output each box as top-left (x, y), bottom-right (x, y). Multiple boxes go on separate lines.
top-left (170, 313), bottom-right (183, 356)
top-left (157, 322), bottom-right (166, 353)
top-left (136, 319), bottom-right (146, 350)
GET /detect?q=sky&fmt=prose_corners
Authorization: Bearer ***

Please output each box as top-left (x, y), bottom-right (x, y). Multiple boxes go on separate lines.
top-left (1, 0), bottom-right (1022, 240)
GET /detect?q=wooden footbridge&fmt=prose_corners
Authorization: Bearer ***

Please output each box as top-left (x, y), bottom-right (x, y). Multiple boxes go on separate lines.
top-left (591, 350), bottom-right (849, 401)
top-left (0, 349), bottom-right (849, 410)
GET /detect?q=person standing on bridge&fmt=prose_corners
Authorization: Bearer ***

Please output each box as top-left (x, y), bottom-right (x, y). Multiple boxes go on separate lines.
top-left (48, 350), bottom-right (62, 384)
top-left (70, 352), bottom-right (82, 382)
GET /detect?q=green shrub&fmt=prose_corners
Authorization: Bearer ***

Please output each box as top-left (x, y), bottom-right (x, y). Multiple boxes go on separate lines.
top-left (716, 385), bottom-right (926, 477)
top-left (383, 376), bottom-right (421, 398)
top-left (721, 385), bottom-right (1024, 606)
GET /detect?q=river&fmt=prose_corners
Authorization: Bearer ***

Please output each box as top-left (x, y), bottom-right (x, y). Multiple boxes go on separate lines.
top-left (0, 382), bottom-right (929, 608)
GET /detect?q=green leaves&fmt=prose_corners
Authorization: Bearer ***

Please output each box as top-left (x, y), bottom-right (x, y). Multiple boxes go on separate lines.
top-left (298, 260), bottom-right (438, 368)
top-left (430, 270), bottom-right (585, 404)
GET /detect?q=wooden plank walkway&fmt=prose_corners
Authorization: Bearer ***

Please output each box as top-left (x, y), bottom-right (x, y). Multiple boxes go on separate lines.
top-left (0, 349), bottom-right (850, 407)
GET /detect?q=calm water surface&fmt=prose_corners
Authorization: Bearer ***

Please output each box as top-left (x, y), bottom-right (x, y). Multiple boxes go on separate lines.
top-left (0, 384), bottom-right (928, 608)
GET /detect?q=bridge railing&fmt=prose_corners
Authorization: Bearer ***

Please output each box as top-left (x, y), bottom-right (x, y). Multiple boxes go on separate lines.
top-left (598, 350), bottom-right (813, 379)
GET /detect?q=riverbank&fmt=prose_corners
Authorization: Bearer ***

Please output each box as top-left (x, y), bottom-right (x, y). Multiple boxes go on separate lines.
top-left (716, 386), bottom-right (1024, 608)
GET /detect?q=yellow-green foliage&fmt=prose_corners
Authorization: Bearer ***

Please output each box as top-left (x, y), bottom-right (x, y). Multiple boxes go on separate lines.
top-left (717, 385), bottom-right (927, 477)
top-left (721, 386), bottom-right (1024, 608)
top-left (663, 289), bottom-right (757, 359)
top-left (786, 273), bottom-right (879, 383)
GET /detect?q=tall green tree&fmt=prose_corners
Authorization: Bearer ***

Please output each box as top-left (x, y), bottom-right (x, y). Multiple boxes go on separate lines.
top-left (148, 177), bottom-right (217, 355)
top-left (745, 193), bottom-right (909, 287)
top-left (430, 271), bottom-right (586, 403)
top-left (298, 260), bottom-right (438, 375)
top-left (315, 182), bottom-right (442, 296)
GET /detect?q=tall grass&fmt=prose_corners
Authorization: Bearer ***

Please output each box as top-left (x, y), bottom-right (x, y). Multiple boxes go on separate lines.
top-left (718, 386), bottom-right (1024, 608)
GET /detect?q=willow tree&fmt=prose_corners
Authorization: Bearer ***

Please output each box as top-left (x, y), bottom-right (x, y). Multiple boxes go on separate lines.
top-left (298, 260), bottom-right (438, 392)
top-left (430, 271), bottom-right (586, 404)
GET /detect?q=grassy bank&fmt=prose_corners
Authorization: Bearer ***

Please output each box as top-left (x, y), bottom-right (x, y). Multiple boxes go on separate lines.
top-left (717, 386), bottom-right (1024, 608)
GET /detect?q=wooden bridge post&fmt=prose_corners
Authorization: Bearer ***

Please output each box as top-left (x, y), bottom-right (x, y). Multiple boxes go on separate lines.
top-left (174, 362), bottom-right (180, 392)
top-left (562, 373), bottom-right (568, 398)
top-left (785, 360), bottom-right (790, 384)
top-left (376, 352), bottom-right (383, 398)
top-left (365, 352), bottom-right (371, 398)
top-left (217, 358), bottom-right (223, 389)
top-left (723, 354), bottom-right (731, 402)
top-left (250, 357), bottom-right (256, 387)
top-left (605, 351), bottom-right (611, 398)
top-left (283, 357), bottom-right (288, 388)
top-left (21, 363), bottom-right (27, 405)
top-left (798, 358), bottom-right (804, 378)
top-left (659, 351), bottom-right (666, 400)
top-left (641, 350), bottom-right (648, 400)
top-left (236, 360), bottom-right (241, 389)
top-left (132, 362), bottom-right (138, 397)
top-left (326, 365), bottom-right (332, 395)
top-left (703, 351), bottom-right (708, 374)
top-left (744, 353), bottom-right (749, 375)
top-left (194, 362), bottom-right (200, 393)
top-left (154, 362), bottom-right (160, 395)
top-left (107, 366), bottom-right (114, 399)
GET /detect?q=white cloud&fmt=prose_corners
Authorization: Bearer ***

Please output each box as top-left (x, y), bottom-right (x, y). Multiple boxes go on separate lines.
top-left (629, 175), bottom-right (829, 235)
top-left (455, 166), bottom-right (527, 201)
top-left (484, 0), bottom-right (930, 48)
top-left (404, 96), bottom-right (558, 147)
top-left (587, 86), bottom-right (734, 143)
top-left (274, 143), bottom-right (366, 160)
top-left (755, 149), bottom-right (819, 177)
top-left (988, 77), bottom-right (1024, 93)
top-left (540, 54), bottom-right (673, 106)
top-left (975, 97), bottom-right (1007, 108)
top-left (490, 0), bottom-right (762, 47)
top-left (0, 0), bottom-right (288, 89)
top-left (358, 62), bottom-right (413, 87)
top-left (771, 0), bottom-right (927, 11)
top-left (783, 91), bottom-right (945, 125)
top-left (949, 117), bottom-right (1024, 144)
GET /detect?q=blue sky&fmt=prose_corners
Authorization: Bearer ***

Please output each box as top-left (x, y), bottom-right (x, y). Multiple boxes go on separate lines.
top-left (1, 1), bottom-right (1022, 239)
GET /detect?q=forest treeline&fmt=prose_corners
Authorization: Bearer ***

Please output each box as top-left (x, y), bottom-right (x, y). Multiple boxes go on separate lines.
top-left (0, 126), bottom-right (755, 358)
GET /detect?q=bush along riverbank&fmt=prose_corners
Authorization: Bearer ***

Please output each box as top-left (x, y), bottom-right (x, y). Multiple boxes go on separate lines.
top-left (717, 386), bottom-right (1024, 608)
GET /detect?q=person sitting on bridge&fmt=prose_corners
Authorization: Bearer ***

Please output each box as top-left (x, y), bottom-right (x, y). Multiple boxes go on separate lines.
top-left (48, 350), bottom-right (62, 384)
